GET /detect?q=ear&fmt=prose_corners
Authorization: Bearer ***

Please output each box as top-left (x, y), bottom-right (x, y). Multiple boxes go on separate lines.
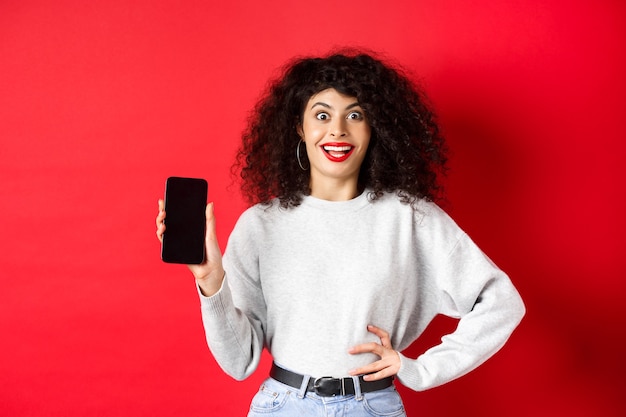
top-left (296, 123), bottom-right (304, 139)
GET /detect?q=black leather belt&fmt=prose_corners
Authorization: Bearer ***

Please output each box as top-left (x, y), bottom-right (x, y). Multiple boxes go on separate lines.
top-left (270, 362), bottom-right (394, 397)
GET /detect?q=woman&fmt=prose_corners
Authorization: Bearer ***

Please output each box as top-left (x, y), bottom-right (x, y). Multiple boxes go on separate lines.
top-left (156, 51), bottom-right (525, 416)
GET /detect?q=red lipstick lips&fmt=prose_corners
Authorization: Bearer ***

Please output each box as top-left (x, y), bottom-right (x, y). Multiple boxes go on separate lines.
top-left (321, 142), bottom-right (354, 162)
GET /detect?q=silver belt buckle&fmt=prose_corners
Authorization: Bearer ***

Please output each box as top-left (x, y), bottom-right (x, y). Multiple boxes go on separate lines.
top-left (313, 376), bottom-right (344, 397)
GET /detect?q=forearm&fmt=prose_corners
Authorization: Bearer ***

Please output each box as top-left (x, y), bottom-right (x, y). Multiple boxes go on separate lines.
top-left (198, 275), bottom-right (264, 381)
top-left (397, 281), bottom-right (525, 391)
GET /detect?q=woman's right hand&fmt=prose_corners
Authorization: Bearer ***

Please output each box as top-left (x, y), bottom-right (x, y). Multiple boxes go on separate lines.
top-left (156, 199), bottom-right (225, 296)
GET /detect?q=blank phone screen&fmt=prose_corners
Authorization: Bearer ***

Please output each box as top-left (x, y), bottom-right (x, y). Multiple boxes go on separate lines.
top-left (161, 177), bottom-right (208, 264)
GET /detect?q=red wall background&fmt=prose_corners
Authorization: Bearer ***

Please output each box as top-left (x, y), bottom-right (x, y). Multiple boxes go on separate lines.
top-left (1, 1), bottom-right (625, 415)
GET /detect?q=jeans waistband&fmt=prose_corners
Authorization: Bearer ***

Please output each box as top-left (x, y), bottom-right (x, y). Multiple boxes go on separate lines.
top-left (269, 362), bottom-right (394, 397)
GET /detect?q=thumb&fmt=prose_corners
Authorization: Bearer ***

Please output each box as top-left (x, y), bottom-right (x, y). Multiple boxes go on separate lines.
top-left (205, 202), bottom-right (217, 244)
top-left (204, 202), bottom-right (223, 263)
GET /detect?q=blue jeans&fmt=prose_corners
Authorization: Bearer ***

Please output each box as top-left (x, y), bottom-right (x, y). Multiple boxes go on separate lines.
top-left (247, 377), bottom-right (407, 417)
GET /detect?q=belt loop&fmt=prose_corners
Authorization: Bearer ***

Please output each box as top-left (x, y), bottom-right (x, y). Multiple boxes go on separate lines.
top-left (352, 376), bottom-right (363, 401)
top-left (297, 374), bottom-right (311, 399)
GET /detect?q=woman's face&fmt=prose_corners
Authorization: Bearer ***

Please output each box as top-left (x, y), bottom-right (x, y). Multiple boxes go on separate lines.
top-left (298, 88), bottom-right (371, 196)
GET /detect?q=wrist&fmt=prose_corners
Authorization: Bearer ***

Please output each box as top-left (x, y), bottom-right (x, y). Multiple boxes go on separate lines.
top-left (196, 269), bottom-right (225, 297)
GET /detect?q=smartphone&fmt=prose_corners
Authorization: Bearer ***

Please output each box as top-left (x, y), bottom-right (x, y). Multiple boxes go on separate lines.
top-left (161, 177), bottom-right (208, 264)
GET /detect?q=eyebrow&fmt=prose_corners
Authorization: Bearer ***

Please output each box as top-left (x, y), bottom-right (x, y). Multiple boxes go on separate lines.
top-left (310, 101), bottom-right (361, 110)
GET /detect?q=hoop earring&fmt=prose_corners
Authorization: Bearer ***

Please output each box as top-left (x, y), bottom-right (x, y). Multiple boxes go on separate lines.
top-left (296, 140), bottom-right (309, 171)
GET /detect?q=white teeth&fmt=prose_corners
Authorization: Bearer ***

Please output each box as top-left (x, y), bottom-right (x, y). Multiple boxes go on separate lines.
top-left (323, 145), bottom-right (352, 151)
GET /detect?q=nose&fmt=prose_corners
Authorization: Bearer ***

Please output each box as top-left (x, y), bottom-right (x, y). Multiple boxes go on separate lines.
top-left (329, 119), bottom-right (347, 137)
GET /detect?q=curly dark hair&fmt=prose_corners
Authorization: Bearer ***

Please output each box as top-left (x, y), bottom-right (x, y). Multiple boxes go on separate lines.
top-left (233, 49), bottom-right (448, 208)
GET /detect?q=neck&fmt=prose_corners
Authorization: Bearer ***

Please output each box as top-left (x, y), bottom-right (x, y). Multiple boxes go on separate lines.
top-left (309, 177), bottom-right (361, 201)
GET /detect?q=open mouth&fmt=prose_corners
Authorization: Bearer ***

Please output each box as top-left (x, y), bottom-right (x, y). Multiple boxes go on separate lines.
top-left (321, 143), bottom-right (355, 162)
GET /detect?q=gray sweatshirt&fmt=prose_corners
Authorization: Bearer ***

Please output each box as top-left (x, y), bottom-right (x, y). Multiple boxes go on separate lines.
top-left (199, 190), bottom-right (525, 391)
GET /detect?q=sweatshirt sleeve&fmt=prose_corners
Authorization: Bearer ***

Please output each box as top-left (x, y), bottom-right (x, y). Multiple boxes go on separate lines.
top-left (397, 232), bottom-right (526, 391)
top-left (197, 210), bottom-right (266, 381)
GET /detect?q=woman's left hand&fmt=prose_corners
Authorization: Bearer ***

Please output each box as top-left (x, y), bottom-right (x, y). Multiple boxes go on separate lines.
top-left (348, 324), bottom-right (401, 381)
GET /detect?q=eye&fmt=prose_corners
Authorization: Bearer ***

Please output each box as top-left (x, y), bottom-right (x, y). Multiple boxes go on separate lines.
top-left (315, 112), bottom-right (330, 121)
top-left (347, 111), bottom-right (363, 120)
